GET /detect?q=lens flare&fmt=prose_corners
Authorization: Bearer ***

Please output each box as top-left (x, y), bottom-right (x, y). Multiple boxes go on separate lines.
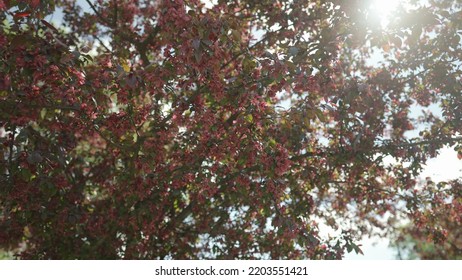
top-left (370, 0), bottom-right (402, 27)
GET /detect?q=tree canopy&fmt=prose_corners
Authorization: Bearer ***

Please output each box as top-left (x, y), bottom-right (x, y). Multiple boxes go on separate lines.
top-left (1, 0), bottom-right (461, 259)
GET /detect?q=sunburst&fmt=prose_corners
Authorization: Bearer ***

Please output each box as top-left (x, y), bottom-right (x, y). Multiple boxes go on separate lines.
top-left (370, 0), bottom-right (403, 27)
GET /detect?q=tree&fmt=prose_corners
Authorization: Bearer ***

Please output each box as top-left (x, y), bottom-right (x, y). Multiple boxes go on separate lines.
top-left (0, 0), bottom-right (461, 259)
top-left (391, 179), bottom-right (462, 260)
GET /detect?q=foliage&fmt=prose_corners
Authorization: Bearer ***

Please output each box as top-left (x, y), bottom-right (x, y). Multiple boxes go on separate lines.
top-left (1, 0), bottom-right (461, 259)
top-left (0, 249), bottom-right (13, 259)
top-left (392, 179), bottom-right (462, 259)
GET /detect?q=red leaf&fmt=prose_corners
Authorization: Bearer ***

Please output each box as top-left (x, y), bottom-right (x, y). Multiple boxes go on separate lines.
top-left (30, 0), bottom-right (40, 9)
top-left (14, 11), bottom-right (31, 19)
top-left (0, 0), bottom-right (6, 11)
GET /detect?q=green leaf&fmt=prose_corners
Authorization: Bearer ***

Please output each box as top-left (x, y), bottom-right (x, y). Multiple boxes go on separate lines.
top-left (19, 168), bottom-right (34, 182)
top-left (244, 114), bottom-right (253, 123)
top-left (351, 243), bottom-right (363, 255)
top-left (315, 109), bottom-right (327, 122)
top-left (231, 29), bottom-right (241, 41)
top-left (242, 57), bottom-right (256, 73)
top-left (40, 108), bottom-right (47, 120)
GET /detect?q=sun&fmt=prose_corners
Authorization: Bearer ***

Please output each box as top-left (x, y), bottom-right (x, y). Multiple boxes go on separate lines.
top-left (372, 0), bottom-right (401, 13)
top-left (370, 0), bottom-right (402, 27)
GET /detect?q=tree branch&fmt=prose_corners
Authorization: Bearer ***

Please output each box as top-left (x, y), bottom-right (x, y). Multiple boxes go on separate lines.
top-left (377, 136), bottom-right (462, 150)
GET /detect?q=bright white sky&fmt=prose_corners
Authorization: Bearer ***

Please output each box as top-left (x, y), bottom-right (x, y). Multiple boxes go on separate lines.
top-left (370, 0), bottom-right (402, 27)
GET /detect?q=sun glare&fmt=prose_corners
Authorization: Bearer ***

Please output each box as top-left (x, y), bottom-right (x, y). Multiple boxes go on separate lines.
top-left (370, 0), bottom-right (402, 27)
